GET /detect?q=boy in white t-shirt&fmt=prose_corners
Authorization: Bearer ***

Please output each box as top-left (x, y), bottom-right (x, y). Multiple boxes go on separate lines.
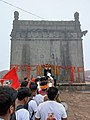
top-left (28, 82), bottom-right (38, 120)
top-left (15, 87), bottom-right (31, 120)
top-left (35, 87), bottom-right (67, 120)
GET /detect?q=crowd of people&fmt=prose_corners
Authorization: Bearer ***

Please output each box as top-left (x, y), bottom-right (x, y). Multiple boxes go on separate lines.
top-left (0, 73), bottom-right (67, 120)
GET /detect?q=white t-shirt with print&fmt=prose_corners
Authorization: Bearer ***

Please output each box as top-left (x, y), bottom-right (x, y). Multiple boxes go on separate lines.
top-left (28, 99), bottom-right (37, 119)
top-left (33, 94), bottom-right (44, 106)
top-left (15, 108), bottom-right (30, 120)
top-left (35, 101), bottom-right (67, 120)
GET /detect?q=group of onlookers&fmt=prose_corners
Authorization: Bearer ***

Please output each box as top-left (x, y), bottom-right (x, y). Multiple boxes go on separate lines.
top-left (0, 75), bottom-right (67, 120)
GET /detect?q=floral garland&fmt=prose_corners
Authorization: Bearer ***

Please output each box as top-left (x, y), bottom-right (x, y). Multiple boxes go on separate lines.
top-left (37, 65), bottom-right (42, 76)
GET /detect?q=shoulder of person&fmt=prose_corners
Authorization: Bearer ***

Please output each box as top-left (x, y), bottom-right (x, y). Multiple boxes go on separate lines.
top-left (37, 100), bottom-right (48, 107)
top-left (16, 108), bottom-right (29, 113)
top-left (28, 99), bottom-right (36, 104)
top-left (28, 99), bottom-right (37, 108)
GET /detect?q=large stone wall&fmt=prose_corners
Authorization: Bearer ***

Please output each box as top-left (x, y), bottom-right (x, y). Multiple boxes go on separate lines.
top-left (10, 11), bottom-right (87, 81)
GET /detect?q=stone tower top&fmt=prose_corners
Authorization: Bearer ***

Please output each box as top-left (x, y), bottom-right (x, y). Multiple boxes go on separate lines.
top-left (14, 11), bottom-right (19, 20)
top-left (74, 12), bottom-right (79, 21)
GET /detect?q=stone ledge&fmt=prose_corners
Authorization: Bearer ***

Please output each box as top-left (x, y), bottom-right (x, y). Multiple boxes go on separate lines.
top-left (57, 82), bottom-right (90, 91)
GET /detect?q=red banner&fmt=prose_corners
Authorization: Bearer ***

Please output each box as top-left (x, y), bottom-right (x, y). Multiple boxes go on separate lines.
top-left (2, 67), bottom-right (20, 89)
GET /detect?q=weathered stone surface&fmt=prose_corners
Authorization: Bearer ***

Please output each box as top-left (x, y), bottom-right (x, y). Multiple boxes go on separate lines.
top-left (10, 11), bottom-right (87, 81)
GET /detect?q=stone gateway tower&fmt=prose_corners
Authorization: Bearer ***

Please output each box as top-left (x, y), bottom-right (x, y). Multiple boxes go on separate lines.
top-left (10, 11), bottom-right (87, 83)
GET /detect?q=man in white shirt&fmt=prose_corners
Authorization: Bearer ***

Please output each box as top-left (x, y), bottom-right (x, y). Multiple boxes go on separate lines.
top-left (35, 87), bottom-right (67, 120)
top-left (28, 82), bottom-right (38, 120)
top-left (15, 87), bottom-right (31, 120)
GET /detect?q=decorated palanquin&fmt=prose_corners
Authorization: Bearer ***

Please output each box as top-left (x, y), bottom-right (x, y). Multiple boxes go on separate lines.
top-left (10, 64), bottom-right (85, 83)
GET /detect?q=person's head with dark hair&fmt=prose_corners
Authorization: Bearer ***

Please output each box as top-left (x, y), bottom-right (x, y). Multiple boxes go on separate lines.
top-left (40, 76), bottom-right (48, 82)
top-left (0, 86), bottom-right (17, 120)
top-left (29, 82), bottom-right (37, 91)
top-left (29, 82), bottom-right (38, 96)
top-left (45, 76), bottom-right (49, 80)
top-left (35, 78), bottom-right (39, 83)
top-left (17, 87), bottom-right (31, 101)
top-left (20, 81), bottom-right (28, 87)
top-left (24, 77), bottom-right (28, 81)
top-left (35, 76), bottom-right (41, 83)
top-left (47, 87), bottom-right (58, 100)
top-left (40, 81), bottom-right (48, 91)
top-left (39, 81), bottom-right (48, 101)
top-left (24, 77), bottom-right (29, 82)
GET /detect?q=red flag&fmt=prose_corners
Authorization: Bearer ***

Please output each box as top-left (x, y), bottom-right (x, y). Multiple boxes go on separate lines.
top-left (2, 67), bottom-right (20, 89)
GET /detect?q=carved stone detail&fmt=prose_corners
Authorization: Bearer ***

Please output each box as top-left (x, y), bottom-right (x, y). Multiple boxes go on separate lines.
top-left (74, 12), bottom-right (79, 21)
top-left (15, 30), bottom-right (78, 40)
top-left (14, 11), bottom-right (19, 20)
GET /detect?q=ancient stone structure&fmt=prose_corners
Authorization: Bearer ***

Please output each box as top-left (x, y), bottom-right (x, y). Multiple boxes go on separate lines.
top-left (10, 11), bottom-right (87, 82)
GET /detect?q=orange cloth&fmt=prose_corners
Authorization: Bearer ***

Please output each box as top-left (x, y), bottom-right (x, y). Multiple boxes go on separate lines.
top-left (40, 84), bottom-right (48, 89)
top-left (31, 78), bottom-right (36, 82)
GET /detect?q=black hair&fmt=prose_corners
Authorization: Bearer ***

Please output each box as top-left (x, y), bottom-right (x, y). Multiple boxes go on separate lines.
top-left (35, 78), bottom-right (40, 83)
top-left (17, 87), bottom-right (31, 101)
top-left (47, 87), bottom-right (58, 100)
top-left (40, 81), bottom-right (48, 91)
top-left (20, 81), bottom-right (28, 87)
top-left (40, 81), bottom-right (48, 86)
top-left (24, 77), bottom-right (28, 81)
top-left (0, 86), bottom-right (17, 116)
top-left (29, 82), bottom-right (38, 91)
top-left (40, 76), bottom-right (48, 82)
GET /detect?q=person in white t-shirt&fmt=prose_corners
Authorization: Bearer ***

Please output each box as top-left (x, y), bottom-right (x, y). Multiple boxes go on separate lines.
top-left (15, 108), bottom-right (29, 120)
top-left (15, 87), bottom-right (31, 120)
top-left (35, 87), bottom-right (67, 120)
top-left (39, 81), bottom-right (48, 101)
top-left (28, 82), bottom-right (38, 120)
top-left (33, 94), bottom-right (44, 106)
top-left (33, 79), bottom-right (48, 106)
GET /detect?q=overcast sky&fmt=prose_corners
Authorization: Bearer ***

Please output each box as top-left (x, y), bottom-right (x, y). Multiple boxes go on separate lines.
top-left (0, 0), bottom-right (90, 71)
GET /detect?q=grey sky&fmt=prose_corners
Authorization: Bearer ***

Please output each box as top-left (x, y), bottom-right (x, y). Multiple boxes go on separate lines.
top-left (0, 0), bottom-right (90, 71)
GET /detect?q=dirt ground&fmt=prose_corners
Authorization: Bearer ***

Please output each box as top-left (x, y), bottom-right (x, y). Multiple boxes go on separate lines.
top-left (60, 91), bottom-right (90, 120)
